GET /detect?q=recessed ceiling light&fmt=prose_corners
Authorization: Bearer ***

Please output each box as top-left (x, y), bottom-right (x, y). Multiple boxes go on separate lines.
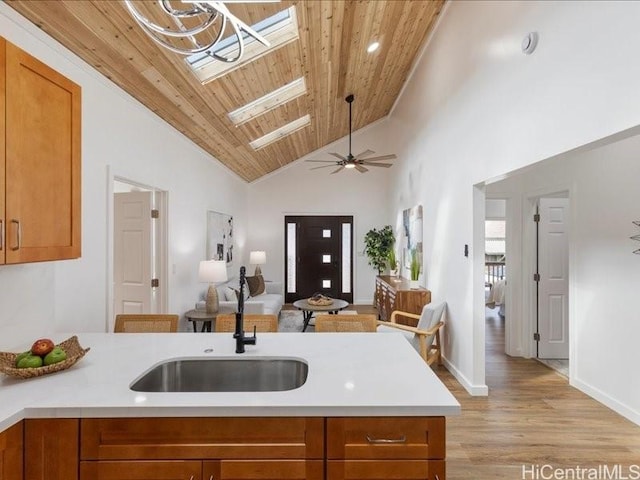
top-left (367, 41), bottom-right (380, 53)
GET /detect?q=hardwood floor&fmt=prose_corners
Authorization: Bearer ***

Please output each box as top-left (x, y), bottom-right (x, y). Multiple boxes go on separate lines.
top-left (435, 312), bottom-right (640, 479)
top-left (288, 303), bottom-right (640, 477)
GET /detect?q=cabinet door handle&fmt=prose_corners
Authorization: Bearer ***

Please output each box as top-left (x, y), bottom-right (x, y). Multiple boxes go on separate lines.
top-left (365, 434), bottom-right (407, 444)
top-left (0, 219), bottom-right (3, 251)
top-left (10, 219), bottom-right (21, 251)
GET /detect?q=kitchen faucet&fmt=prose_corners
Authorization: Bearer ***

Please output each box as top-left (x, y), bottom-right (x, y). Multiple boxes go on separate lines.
top-left (234, 266), bottom-right (256, 353)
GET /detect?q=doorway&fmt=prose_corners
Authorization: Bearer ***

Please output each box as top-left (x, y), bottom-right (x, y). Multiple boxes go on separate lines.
top-left (484, 198), bottom-right (507, 355)
top-left (108, 177), bottom-right (168, 331)
top-left (284, 215), bottom-right (353, 303)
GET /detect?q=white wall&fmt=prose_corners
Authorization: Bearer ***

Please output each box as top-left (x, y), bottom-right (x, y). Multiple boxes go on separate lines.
top-left (487, 133), bottom-right (640, 424)
top-left (0, 4), bottom-right (247, 347)
top-left (247, 121), bottom-right (391, 304)
top-left (386, 0), bottom-right (640, 414)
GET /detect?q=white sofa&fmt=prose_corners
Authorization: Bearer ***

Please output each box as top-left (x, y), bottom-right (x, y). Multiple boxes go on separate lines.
top-left (196, 280), bottom-right (283, 316)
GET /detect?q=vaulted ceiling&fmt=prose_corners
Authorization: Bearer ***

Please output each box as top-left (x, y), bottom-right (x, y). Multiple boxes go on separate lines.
top-left (7, 0), bottom-right (444, 182)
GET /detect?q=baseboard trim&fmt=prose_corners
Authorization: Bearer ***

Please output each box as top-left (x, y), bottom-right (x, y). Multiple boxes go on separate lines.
top-left (442, 355), bottom-right (489, 396)
top-left (571, 377), bottom-right (640, 427)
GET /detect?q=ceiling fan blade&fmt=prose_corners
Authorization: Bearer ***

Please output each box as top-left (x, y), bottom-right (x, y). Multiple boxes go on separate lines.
top-left (362, 154), bottom-right (397, 162)
top-left (354, 164), bottom-right (369, 173)
top-left (361, 162), bottom-right (392, 168)
top-left (305, 159), bottom-right (338, 163)
top-left (354, 149), bottom-right (375, 160)
top-left (329, 152), bottom-right (348, 161)
top-left (310, 164), bottom-right (339, 170)
top-left (330, 166), bottom-right (345, 174)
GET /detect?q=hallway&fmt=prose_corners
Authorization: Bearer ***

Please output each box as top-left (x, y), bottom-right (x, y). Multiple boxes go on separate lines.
top-left (434, 313), bottom-right (640, 479)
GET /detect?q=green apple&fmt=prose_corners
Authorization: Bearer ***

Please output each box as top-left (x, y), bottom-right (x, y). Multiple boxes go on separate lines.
top-left (17, 354), bottom-right (43, 369)
top-left (43, 347), bottom-right (67, 366)
top-left (14, 351), bottom-right (31, 367)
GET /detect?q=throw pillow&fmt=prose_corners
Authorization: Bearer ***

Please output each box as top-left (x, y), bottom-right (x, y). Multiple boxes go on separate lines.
top-left (233, 287), bottom-right (250, 302)
top-left (246, 275), bottom-right (265, 296)
top-left (224, 286), bottom-right (236, 302)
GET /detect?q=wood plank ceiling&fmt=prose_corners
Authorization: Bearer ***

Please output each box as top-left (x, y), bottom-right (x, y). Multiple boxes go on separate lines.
top-left (7, 0), bottom-right (444, 182)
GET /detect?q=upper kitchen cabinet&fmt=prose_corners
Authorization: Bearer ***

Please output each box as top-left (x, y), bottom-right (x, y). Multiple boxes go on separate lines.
top-left (0, 37), bottom-right (81, 265)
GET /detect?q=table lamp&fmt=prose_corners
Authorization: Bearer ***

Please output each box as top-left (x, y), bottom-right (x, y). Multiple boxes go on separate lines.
top-left (199, 260), bottom-right (227, 314)
top-left (249, 251), bottom-right (266, 276)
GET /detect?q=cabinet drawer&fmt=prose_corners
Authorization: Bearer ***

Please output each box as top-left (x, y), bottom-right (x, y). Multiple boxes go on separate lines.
top-left (327, 417), bottom-right (445, 460)
top-left (204, 460), bottom-right (323, 480)
top-left (327, 460), bottom-right (444, 480)
top-left (80, 461), bottom-right (202, 480)
top-left (81, 418), bottom-right (324, 460)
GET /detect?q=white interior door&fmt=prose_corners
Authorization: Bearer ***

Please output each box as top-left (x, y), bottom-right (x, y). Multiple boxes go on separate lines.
top-left (114, 191), bottom-right (153, 315)
top-left (537, 197), bottom-right (569, 359)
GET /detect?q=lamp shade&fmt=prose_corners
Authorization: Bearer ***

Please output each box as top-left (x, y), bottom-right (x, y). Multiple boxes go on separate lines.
top-left (249, 251), bottom-right (266, 265)
top-left (198, 260), bottom-right (227, 283)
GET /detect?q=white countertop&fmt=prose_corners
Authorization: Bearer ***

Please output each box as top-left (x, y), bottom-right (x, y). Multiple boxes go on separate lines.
top-left (0, 332), bottom-right (460, 431)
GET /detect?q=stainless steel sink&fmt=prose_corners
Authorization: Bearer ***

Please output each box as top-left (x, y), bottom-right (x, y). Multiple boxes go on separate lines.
top-left (130, 357), bottom-right (308, 392)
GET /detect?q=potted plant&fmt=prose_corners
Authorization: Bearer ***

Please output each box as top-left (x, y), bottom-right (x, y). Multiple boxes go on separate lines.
top-left (410, 248), bottom-right (421, 289)
top-left (364, 225), bottom-right (394, 275)
top-left (388, 247), bottom-right (399, 277)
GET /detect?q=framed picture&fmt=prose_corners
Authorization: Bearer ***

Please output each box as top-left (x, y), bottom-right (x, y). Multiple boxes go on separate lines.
top-left (401, 205), bottom-right (423, 271)
top-left (207, 210), bottom-right (233, 265)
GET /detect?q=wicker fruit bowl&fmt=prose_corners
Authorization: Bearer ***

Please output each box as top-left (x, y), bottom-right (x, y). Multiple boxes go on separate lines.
top-left (0, 336), bottom-right (90, 379)
top-left (307, 294), bottom-right (334, 306)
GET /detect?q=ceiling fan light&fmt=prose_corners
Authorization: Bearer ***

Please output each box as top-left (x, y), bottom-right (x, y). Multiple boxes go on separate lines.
top-left (345, 163), bottom-right (356, 169)
top-left (367, 41), bottom-right (380, 53)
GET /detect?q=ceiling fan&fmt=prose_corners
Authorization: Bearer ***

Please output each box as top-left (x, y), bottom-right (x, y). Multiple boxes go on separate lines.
top-left (306, 94), bottom-right (397, 174)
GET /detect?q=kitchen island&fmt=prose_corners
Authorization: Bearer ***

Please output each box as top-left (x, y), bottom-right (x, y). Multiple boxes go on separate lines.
top-left (0, 332), bottom-right (460, 480)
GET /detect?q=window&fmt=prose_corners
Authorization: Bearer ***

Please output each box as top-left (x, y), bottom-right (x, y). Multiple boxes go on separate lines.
top-left (249, 115), bottom-right (311, 150)
top-left (228, 77), bottom-right (306, 126)
top-left (186, 7), bottom-right (298, 84)
top-left (341, 223), bottom-right (351, 294)
top-left (286, 222), bottom-right (296, 293)
top-left (485, 220), bottom-right (506, 256)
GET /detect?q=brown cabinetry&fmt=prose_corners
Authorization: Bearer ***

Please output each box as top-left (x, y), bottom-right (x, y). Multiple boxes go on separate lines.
top-left (13, 415), bottom-right (446, 480)
top-left (24, 419), bottom-right (79, 480)
top-left (327, 417), bottom-right (445, 480)
top-left (374, 276), bottom-right (431, 326)
top-left (0, 421), bottom-right (23, 480)
top-left (0, 37), bottom-right (81, 265)
top-left (80, 417), bottom-right (324, 480)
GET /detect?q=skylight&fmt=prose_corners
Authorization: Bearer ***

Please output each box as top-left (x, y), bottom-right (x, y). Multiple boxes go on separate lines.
top-left (249, 114), bottom-right (311, 150)
top-left (228, 77), bottom-right (306, 126)
top-left (186, 7), bottom-right (298, 84)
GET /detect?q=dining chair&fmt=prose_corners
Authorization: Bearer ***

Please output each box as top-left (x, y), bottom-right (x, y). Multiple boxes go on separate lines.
top-left (377, 302), bottom-right (446, 365)
top-left (315, 314), bottom-right (377, 332)
top-left (114, 314), bottom-right (179, 333)
top-left (215, 314), bottom-right (279, 333)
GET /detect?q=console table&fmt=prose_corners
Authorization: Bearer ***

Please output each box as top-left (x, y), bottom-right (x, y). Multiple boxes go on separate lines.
top-left (374, 276), bottom-right (431, 326)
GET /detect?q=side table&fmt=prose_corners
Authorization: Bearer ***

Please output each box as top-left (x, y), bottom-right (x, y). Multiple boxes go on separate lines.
top-left (185, 307), bottom-right (233, 332)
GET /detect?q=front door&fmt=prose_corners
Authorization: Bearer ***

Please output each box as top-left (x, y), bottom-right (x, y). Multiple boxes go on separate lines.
top-left (537, 197), bottom-right (570, 359)
top-left (285, 216), bottom-right (353, 303)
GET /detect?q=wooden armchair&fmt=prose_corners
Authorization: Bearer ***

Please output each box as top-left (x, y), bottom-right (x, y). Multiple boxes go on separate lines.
top-left (114, 314), bottom-right (178, 333)
top-left (315, 314), bottom-right (377, 332)
top-left (215, 314), bottom-right (278, 333)
top-left (377, 302), bottom-right (446, 365)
